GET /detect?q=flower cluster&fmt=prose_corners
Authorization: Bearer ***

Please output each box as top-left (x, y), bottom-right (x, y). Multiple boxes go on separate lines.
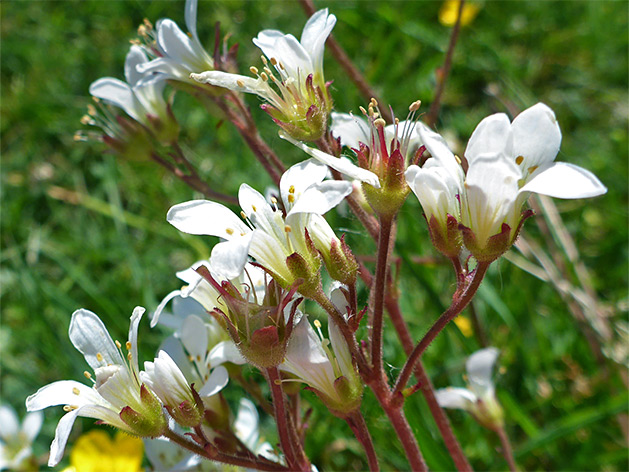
top-left (30, 1), bottom-right (609, 471)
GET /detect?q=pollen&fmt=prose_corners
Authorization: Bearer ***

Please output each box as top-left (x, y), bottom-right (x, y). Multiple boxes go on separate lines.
top-left (96, 353), bottom-right (104, 362)
top-left (289, 185), bottom-right (295, 194)
top-left (515, 155), bottom-right (524, 165)
top-left (409, 100), bottom-right (422, 112)
top-left (226, 228), bottom-right (234, 235)
top-left (236, 79), bottom-right (245, 87)
top-left (72, 387), bottom-right (81, 395)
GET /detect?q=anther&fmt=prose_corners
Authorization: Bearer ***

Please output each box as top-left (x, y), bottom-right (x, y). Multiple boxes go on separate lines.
top-left (236, 79), bottom-right (245, 88)
top-left (288, 194), bottom-right (295, 204)
top-left (96, 353), bottom-right (104, 362)
top-left (455, 155), bottom-right (462, 165)
top-left (374, 118), bottom-right (386, 128)
top-left (284, 225), bottom-right (292, 233)
top-left (252, 205), bottom-right (257, 212)
top-left (137, 24), bottom-right (147, 37)
top-left (249, 66), bottom-right (259, 75)
top-left (126, 341), bottom-right (131, 350)
top-left (72, 387), bottom-right (81, 395)
top-left (63, 405), bottom-right (78, 412)
top-left (127, 352), bottom-right (132, 361)
top-left (409, 100), bottom-right (422, 112)
top-left (528, 165), bottom-right (538, 174)
top-left (289, 185), bottom-right (295, 194)
top-left (143, 18), bottom-right (153, 29)
top-left (260, 72), bottom-right (269, 81)
top-left (313, 319), bottom-right (322, 329)
top-left (270, 196), bottom-right (278, 204)
top-left (115, 340), bottom-right (122, 349)
top-left (261, 55), bottom-right (268, 65)
top-left (279, 62), bottom-right (285, 70)
top-left (515, 156), bottom-right (524, 165)
top-left (359, 106), bottom-right (367, 116)
top-left (196, 355), bottom-right (201, 362)
top-left (226, 228), bottom-right (234, 235)
top-left (370, 98), bottom-right (378, 107)
top-left (80, 115), bottom-right (93, 125)
top-left (84, 371), bottom-right (92, 379)
top-left (240, 211), bottom-right (247, 219)
top-left (87, 105), bottom-right (97, 116)
top-left (270, 57), bottom-right (277, 66)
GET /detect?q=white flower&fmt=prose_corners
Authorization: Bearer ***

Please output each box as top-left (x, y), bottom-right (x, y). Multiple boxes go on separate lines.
top-left (136, 0), bottom-right (214, 84)
top-left (26, 307), bottom-right (166, 466)
top-left (436, 347), bottom-right (504, 430)
top-left (191, 9), bottom-right (336, 141)
top-left (280, 309), bottom-right (362, 414)
top-left (0, 405), bottom-right (42, 471)
top-left (167, 158), bottom-right (352, 286)
top-left (89, 45), bottom-right (169, 128)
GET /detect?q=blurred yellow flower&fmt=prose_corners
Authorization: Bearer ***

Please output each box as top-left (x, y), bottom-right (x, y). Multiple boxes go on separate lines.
top-left (454, 315), bottom-right (473, 337)
top-left (60, 430), bottom-right (143, 472)
top-left (439, 1), bottom-right (480, 27)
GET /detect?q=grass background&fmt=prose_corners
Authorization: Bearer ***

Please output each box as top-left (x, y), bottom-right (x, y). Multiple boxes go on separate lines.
top-left (2, 1), bottom-right (627, 470)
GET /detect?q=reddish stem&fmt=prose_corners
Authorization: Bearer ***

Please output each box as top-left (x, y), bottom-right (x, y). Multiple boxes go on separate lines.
top-left (496, 426), bottom-right (518, 472)
top-left (346, 410), bottom-right (380, 472)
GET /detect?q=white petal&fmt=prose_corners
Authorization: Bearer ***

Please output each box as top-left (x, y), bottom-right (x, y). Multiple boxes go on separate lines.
top-left (254, 32), bottom-right (311, 79)
top-left (151, 289), bottom-right (182, 328)
top-left (209, 234), bottom-right (252, 280)
top-left (89, 78), bottom-right (140, 121)
top-left (26, 381), bottom-right (95, 411)
top-left (287, 180), bottom-right (352, 217)
top-left (159, 336), bottom-right (196, 383)
top-left (191, 71), bottom-right (264, 95)
top-left (328, 281), bottom-right (350, 317)
top-left (184, 0), bottom-right (199, 41)
top-left (0, 406), bottom-right (18, 438)
top-left (330, 112), bottom-right (370, 149)
top-left (69, 309), bottom-right (123, 370)
top-left (128, 306), bottom-right (145, 373)
top-left (280, 131), bottom-right (380, 187)
top-left (124, 45), bottom-right (149, 86)
top-left (167, 199), bottom-right (249, 238)
top-left (519, 162), bottom-right (607, 199)
top-left (280, 158), bottom-right (329, 208)
top-left (136, 57), bottom-right (185, 81)
top-left (435, 387), bottom-right (477, 411)
top-left (180, 315), bottom-right (209, 367)
top-left (21, 411), bottom-right (44, 442)
top-left (418, 126), bottom-right (465, 183)
top-left (47, 409), bottom-right (80, 466)
top-left (466, 347), bottom-right (499, 397)
top-left (300, 9), bottom-right (336, 76)
top-left (156, 19), bottom-right (195, 65)
top-left (198, 366), bottom-right (229, 397)
top-left (328, 317), bottom-right (354, 379)
top-left (234, 398), bottom-right (259, 449)
top-left (512, 102), bottom-right (562, 171)
top-left (465, 113), bottom-right (513, 165)
top-left (208, 340), bottom-right (246, 366)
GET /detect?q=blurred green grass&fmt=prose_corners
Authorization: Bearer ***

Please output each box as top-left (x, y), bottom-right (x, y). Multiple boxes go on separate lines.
top-left (1, 1), bottom-right (627, 470)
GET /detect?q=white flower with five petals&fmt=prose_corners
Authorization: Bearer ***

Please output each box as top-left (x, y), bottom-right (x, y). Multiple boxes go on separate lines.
top-left (0, 405), bottom-right (42, 471)
top-left (25, 308), bottom-right (166, 466)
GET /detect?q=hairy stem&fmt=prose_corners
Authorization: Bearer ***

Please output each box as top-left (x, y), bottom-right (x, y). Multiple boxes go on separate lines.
top-left (496, 426), bottom-right (518, 472)
top-left (346, 410), bottom-right (381, 472)
top-left (393, 261), bottom-right (490, 397)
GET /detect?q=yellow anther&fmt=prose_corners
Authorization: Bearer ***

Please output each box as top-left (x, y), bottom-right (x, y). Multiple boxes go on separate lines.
top-left (313, 319), bottom-right (322, 329)
top-left (87, 105), bottom-right (97, 116)
top-left (528, 165), bottom-right (538, 174)
top-left (260, 72), bottom-right (269, 81)
top-left (270, 196), bottom-right (278, 204)
top-left (284, 225), bottom-right (292, 233)
top-left (261, 55), bottom-right (268, 65)
top-left (274, 379), bottom-right (282, 385)
top-left (143, 18), bottom-right (153, 29)
top-left (92, 97), bottom-right (100, 103)
top-left (359, 106), bottom-right (367, 116)
top-left (72, 387), bottom-right (81, 395)
top-left (129, 39), bottom-right (141, 46)
top-left (370, 98), bottom-right (378, 107)
top-left (515, 155), bottom-right (524, 165)
top-left (73, 133), bottom-right (84, 142)
top-left (188, 355), bottom-right (194, 362)
top-left (80, 115), bottom-right (92, 125)
top-left (264, 67), bottom-right (273, 77)
top-left (226, 228), bottom-right (234, 235)
top-left (96, 353), bottom-right (104, 362)
top-left (374, 118), bottom-right (386, 128)
top-left (236, 79), bottom-right (245, 88)
top-left (249, 66), bottom-right (259, 75)
top-left (240, 211), bottom-right (247, 219)
top-left (289, 185), bottom-right (295, 194)
top-left (279, 61), bottom-right (286, 70)
top-left (84, 371), bottom-right (92, 379)
top-left (409, 100), bottom-right (422, 112)
top-left (455, 155), bottom-right (462, 165)
top-left (115, 340), bottom-right (122, 349)
top-left (196, 355), bottom-right (202, 361)
top-left (126, 341), bottom-right (131, 350)
top-left (63, 405), bottom-right (78, 412)
top-left (270, 57), bottom-right (278, 66)
top-left (127, 352), bottom-right (132, 361)
top-left (288, 194), bottom-right (295, 204)
top-left (395, 117), bottom-right (400, 125)
top-left (252, 205), bottom-right (257, 212)
top-left (137, 24), bottom-right (147, 36)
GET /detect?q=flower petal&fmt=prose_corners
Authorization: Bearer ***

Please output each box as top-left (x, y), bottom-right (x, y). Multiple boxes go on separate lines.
top-left (208, 340), bottom-right (246, 366)
top-left (180, 315), bottom-right (209, 369)
top-left (209, 234), bottom-right (252, 280)
top-left (191, 71), bottom-right (264, 95)
top-left (466, 347), bottom-right (499, 398)
top-left (128, 306), bottom-right (145, 373)
top-left (69, 309), bottom-right (123, 370)
top-left (418, 126), bottom-right (465, 183)
top-left (280, 131), bottom-right (381, 187)
top-left (0, 405), bottom-right (18, 438)
top-left (512, 102), bottom-right (562, 172)
top-left (519, 162), bottom-right (607, 199)
top-left (254, 32), bottom-right (311, 79)
top-left (167, 199), bottom-right (249, 238)
top-left (300, 9), bottom-right (336, 76)
top-left (330, 112), bottom-right (370, 149)
top-left (464, 113), bottom-right (513, 165)
top-left (435, 387), bottom-right (477, 411)
top-left (287, 180), bottom-right (353, 217)
top-left (124, 45), bottom-right (149, 86)
top-left (198, 365), bottom-right (229, 397)
top-left (184, 0), bottom-right (199, 42)
top-left (21, 411), bottom-right (44, 442)
top-left (26, 380), bottom-right (103, 411)
top-left (280, 158), bottom-right (329, 209)
top-left (234, 398), bottom-right (259, 450)
top-left (89, 78), bottom-right (140, 121)
top-left (47, 409), bottom-right (81, 466)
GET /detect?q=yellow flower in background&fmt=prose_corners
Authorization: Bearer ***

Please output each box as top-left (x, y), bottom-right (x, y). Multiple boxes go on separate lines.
top-left (439, 1), bottom-right (480, 27)
top-left (454, 315), bottom-right (473, 338)
top-left (60, 430), bottom-right (143, 472)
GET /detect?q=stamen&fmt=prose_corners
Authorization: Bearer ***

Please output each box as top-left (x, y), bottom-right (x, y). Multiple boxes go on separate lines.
top-left (126, 341), bottom-right (131, 350)
top-left (72, 387), bottom-right (81, 395)
top-left (236, 79), bottom-right (245, 87)
top-left (87, 105), bottom-right (97, 116)
top-left (261, 55), bottom-right (268, 65)
top-left (127, 352), bottom-right (132, 361)
top-left (270, 57), bottom-right (278, 66)
top-left (240, 211), bottom-right (247, 219)
top-left (96, 353), bottom-right (104, 362)
top-left (528, 165), bottom-right (538, 174)
top-left (84, 371), bottom-right (92, 380)
top-left (409, 100), bottom-right (422, 112)
top-left (249, 66), bottom-right (259, 75)
top-left (260, 72), bottom-right (269, 82)
top-left (63, 405), bottom-right (78, 412)
top-left (226, 228), bottom-right (234, 235)
top-left (359, 106), bottom-right (368, 116)
top-left (252, 205), bottom-right (257, 212)
top-left (455, 155), bottom-right (462, 165)
top-left (278, 62), bottom-right (286, 71)
top-left (374, 118), bottom-right (386, 128)
top-left (115, 340), bottom-right (122, 349)
top-left (288, 194), bottom-right (295, 204)
top-left (284, 225), bottom-right (292, 233)
top-left (515, 156), bottom-right (524, 165)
